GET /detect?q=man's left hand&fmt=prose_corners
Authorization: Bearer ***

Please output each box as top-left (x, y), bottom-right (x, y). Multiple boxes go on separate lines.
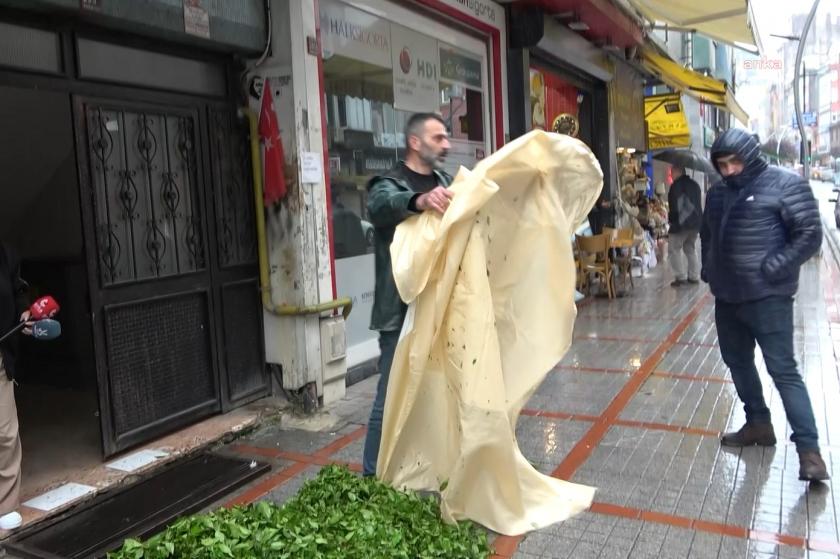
top-left (19, 310), bottom-right (34, 336)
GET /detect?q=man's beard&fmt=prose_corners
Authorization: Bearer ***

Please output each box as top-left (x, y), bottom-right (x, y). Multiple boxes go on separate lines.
top-left (419, 145), bottom-right (448, 170)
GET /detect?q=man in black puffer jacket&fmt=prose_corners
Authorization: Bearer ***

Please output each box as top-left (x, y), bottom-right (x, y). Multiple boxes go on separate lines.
top-left (702, 129), bottom-right (828, 482)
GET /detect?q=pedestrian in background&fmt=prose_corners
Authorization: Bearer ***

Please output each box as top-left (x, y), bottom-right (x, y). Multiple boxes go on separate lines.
top-left (668, 165), bottom-right (702, 286)
top-left (701, 128), bottom-right (828, 482)
top-left (361, 113), bottom-right (452, 477)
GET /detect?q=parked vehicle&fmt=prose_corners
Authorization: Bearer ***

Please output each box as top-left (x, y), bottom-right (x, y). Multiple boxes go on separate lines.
top-left (834, 158), bottom-right (840, 188)
top-left (819, 167), bottom-right (835, 183)
top-left (835, 196), bottom-right (840, 229)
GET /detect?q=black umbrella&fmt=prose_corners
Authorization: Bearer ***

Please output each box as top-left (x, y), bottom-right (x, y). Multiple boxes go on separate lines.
top-left (653, 149), bottom-right (718, 176)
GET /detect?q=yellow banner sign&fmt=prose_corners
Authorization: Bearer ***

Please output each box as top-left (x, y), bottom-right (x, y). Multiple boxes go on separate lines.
top-left (645, 94), bottom-right (690, 150)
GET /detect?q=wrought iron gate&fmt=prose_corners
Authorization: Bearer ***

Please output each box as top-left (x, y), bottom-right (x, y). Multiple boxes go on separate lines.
top-left (76, 98), bottom-right (266, 456)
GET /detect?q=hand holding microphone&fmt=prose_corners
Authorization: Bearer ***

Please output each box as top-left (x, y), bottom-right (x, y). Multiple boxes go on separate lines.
top-left (29, 319), bottom-right (61, 340)
top-left (0, 296), bottom-right (61, 344)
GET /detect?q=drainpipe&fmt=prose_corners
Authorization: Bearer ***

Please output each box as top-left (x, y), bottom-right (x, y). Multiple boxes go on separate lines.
top-left (241, 107), bottom-right (352, 320)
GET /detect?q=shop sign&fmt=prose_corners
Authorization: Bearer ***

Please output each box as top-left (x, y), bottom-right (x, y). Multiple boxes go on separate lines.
top-left (440, 47), bottom-right (482, 89)
top-left (645, 94), bottom-right (691, 150)
top-left (320, 0), bottom-right (392, 69)
top-left (610, 61), bottom-right (645, 151)
top-left (364, 156), bottom-right (394, 173)
top-left (183, 0), bottom-right (210, 39)
top-left (437, 0), bottom-right (501, 28)
top-left (391, 25), bottom-right (440, 113)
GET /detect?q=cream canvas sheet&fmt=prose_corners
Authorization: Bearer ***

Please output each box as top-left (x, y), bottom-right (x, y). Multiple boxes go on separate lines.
top-left (377, 130), bottom-right (603, 535)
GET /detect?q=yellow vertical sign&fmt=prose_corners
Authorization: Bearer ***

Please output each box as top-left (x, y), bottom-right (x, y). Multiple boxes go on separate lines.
top-left (645, 94), bottom-right (691, 150)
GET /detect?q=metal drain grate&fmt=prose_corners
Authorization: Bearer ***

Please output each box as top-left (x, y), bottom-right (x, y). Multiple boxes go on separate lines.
top-left (6, 453), bottom-right (269, 559)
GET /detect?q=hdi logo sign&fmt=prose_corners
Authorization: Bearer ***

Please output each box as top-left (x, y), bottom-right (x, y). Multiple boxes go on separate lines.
top-left (399, 47), bottom-right (437, 80)
top-left (416, 58), bottom-right (437, 80)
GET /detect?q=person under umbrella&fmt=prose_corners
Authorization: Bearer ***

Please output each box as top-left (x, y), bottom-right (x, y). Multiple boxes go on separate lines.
top-left (667, 166), bottom-right (703, 286)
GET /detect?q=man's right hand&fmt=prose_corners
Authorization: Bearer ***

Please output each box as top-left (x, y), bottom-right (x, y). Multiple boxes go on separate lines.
top-left (415, 186), bottom-right (453, 214)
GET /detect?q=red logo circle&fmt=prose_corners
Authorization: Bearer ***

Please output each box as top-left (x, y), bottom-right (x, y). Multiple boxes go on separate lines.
top-left (399, 48), bottom-right (412, 74)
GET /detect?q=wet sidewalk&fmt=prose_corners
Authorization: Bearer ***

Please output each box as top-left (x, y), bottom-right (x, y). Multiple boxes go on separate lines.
top-left (220, 247), bottom-right (840, 559)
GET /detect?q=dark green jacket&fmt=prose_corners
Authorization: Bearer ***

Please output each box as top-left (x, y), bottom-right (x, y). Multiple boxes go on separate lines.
top-left (366, 163), bottom-right (452, 332)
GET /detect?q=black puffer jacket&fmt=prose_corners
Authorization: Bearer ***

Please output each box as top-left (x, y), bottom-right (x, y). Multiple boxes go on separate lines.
top-left (701, 129), bottom-right (822, 303)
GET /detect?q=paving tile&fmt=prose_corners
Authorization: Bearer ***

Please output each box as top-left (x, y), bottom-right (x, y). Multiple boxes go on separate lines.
top-left (558, 339), bottom-right (658, 372)
top-left (261, 465), bottom-right (322, 506)
top-left (219, 254), bottom-right (840, 559)
top-left (240, 424), bottom-right (344, 454)
top-left (325, 436), bottom-right (365, 465)
top-left (619, 375), bottom-right (737, 431)
top-left (531, 370), bottom-right (629, 417)
top-left (515, 415), bottom-right (590, 475)
top-left (572, 316), bottom-right (677, 341)
top-left (657, 343), bottom-right (731, 379)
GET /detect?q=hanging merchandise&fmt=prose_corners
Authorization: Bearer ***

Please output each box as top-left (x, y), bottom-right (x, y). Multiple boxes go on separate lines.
top-left (378, 130), bottom-right (602, 535)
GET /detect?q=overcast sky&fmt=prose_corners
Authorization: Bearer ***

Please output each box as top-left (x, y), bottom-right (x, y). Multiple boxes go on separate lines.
top-left (733, 0), bottom-right (836, 132)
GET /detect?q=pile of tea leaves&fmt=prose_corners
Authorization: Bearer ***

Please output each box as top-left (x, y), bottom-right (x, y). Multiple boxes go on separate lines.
top-left (109, 465), bottom-right (491, 559)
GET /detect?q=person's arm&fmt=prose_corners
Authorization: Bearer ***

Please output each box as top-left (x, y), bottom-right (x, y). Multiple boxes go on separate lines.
top-left (366, 178), bottom-right (418, 228)
top-left (667, 181), bottom-right (678, 225)
top-left (700, 189), bottom-right (712, 283)
top-left (761, 179), bottom-right (823, 282)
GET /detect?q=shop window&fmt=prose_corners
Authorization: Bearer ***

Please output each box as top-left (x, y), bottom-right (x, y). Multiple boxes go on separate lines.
top-left (324, 54), bottom-right (401, 259)
top-left (320, 0), bottom-right (491, 356)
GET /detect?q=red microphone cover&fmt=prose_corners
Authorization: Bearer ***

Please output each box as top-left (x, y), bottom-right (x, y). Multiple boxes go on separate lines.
top-left (30, 296), bottom-right (60, 320)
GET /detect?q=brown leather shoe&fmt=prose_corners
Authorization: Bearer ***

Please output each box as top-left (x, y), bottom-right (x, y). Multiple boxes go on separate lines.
top-left (720, 423), bottom-right (776, 447)
top-left (798, 450), bottom-right (830, 481)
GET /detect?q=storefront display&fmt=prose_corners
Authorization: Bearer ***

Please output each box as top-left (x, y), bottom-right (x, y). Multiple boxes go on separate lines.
top-left (320, 0), bottom-right (495, 367)
top-left (529, 67), bottom-right (583, 139)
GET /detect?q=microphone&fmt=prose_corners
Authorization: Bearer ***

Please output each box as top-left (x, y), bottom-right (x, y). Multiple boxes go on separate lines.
top-left (0, 296), bottom-right (62, 344)
top-left (29, 296), bottom-right (60, 320)
top-left (30, 319), bottom-right (61, 341)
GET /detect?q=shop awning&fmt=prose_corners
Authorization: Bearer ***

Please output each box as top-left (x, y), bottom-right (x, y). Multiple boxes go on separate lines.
top-left (640, 49), bottom-right (749, 125)
top-left (627, 0), bottom-right (761, 53)
top-left (645, 93), bottom-right (691, 150)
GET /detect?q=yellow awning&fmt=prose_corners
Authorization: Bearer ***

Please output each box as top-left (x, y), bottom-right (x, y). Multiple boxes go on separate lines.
top-left (628, 0), bottom-right (760, 53)
top-left (645, 94), bottom-right (691, 150)
top-left (641, 48), bottom-right (749, 125)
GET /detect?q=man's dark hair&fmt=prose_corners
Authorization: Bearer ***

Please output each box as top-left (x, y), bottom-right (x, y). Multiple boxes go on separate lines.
top-left (404, 113), bottom-right (447, 148)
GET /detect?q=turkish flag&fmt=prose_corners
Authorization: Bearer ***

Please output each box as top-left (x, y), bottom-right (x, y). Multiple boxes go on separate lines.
top-left (259, 78), bottom-right (287, 206)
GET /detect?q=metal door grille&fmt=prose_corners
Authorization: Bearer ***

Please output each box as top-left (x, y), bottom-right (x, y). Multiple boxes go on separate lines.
top-left (105, 292), bottom-right (216, 437)
top-left (87, 107), bottom-right (205, 285)
top-left (209, 109), bottom-right (257, 268)
top-left (221, 280), bottom-right (265, 401)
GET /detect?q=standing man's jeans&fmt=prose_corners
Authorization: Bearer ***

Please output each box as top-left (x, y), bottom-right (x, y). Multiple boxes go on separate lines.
top-left (715, 296), bottom-right (819, 450)
top-left (362, 330), bottom-right (400, 476)
top-left (668, 230), bottom-right (700, 281)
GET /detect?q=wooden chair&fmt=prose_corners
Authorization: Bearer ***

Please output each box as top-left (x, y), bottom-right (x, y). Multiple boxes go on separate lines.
top-left (606, 227), bottom-right (636, 290)
top-left (575, 234), bottom-right (614, 299)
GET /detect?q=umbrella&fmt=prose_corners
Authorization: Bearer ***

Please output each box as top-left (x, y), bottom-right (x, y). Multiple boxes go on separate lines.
top-left (653, 149), bottom-right (718, 176)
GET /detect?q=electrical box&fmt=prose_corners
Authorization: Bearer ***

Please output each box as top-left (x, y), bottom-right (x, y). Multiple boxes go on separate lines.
top-left (320, 315), bottom-right (348, 405)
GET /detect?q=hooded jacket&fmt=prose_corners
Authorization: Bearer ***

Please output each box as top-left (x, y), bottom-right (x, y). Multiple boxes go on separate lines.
top-left (701, 129), bottom-right (822, 303)
top-left (667, 174), bottom-right (703, 234)
top-left (366, 163), bottom-right (452, 332)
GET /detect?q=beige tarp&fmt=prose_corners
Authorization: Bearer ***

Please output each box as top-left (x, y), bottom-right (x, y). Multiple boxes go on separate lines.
top-left (628, 0), bottom-right (761, 53)
top-left (377, 130), bottom-right (601, 535)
